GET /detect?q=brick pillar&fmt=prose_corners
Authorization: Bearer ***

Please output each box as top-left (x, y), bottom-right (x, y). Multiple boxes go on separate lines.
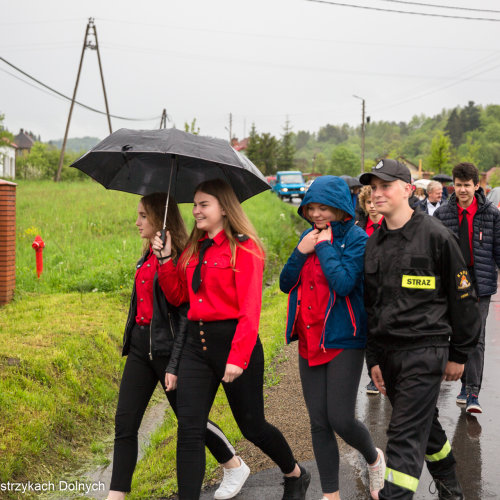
top-left (0, 180), bottom-right (17, 305)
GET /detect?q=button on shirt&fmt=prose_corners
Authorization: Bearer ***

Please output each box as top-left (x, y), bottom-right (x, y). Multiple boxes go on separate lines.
top-left (159, 230), bottom-right (264, 370)
top-left (135, 249), bottom-right (158, 325)
top-left (457, 196), bottom-right (478, 267)
top-left (297, 252), bottom-right (342, 366)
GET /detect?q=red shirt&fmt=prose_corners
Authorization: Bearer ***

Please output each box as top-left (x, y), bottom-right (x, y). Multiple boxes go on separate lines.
top-left (135, 248), bottom-right (159, 325)
top-left (296, 250), bottom-right (342, 366)
top-left (159, 230), bottom-right (264, 370)
top-left (365, 216), bottom-right (384, 237)
top-left (457, 196), bottom-right (478, 266)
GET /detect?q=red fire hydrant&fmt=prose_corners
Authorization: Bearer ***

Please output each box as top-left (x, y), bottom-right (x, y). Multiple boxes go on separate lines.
top-left (32, 235), bottom-right (45, 278)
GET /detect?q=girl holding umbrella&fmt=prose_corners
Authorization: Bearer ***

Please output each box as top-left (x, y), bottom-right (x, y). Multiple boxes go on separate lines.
top-left (107, 192), bottom-right (248, 500)
top-left (153, 178), bottom-right (311, 500)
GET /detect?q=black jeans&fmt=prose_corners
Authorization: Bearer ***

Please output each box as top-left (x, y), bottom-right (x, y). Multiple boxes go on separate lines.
top-left (110, 324), bottom-right (235, 493)
top-left (299, 349), bottom-right (378, 493)
top-left (176, 320), bottom-right (297, 499)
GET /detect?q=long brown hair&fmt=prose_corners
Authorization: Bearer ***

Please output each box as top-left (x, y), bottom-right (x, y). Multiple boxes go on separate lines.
top-left (140, 193), bottom-right (188, 262)
top-left (179, 179), bottom-right (264, 269)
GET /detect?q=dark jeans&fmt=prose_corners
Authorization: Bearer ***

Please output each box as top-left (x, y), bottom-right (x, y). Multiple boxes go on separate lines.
top-left (299, 349), bottom-right (378, 493)
top-left (176, 320), bottom-right (297, 499)
top-left (462, 296), bottom-right (491, 394)
top-left (109, 324), bottom-right (234, 493)
top-left (379, 347), bottom-right (456, 500)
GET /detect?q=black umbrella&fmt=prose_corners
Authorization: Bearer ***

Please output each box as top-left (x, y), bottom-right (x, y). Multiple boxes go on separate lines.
top-left (340, 175), bottom-right (362, 188)
top-left (71, 128), bottom-right (270, 239)
top-left (432, 173), bottom-right (453, 183)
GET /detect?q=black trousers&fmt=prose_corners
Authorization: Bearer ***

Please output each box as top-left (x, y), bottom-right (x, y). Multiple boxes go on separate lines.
top-left (379, 346), bottom-right (457, 500)
top-left (109, 324), bottom-right (235, 493)
top-left (176, 320), bottom-right (297, 499)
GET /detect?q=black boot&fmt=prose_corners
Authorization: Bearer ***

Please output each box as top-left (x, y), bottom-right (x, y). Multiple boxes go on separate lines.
top-left (282, 464), bottom-right (311, 500)
top-left (433, 474), bottom-right (464, 500)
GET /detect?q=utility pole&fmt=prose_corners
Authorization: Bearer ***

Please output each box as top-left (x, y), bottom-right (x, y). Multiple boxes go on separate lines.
top-left (160, 109), bottom-right (168, 129)
top-left (55, 18), bottom-right (112, 181)
top-left (353, 95), bottom-right (365, 174)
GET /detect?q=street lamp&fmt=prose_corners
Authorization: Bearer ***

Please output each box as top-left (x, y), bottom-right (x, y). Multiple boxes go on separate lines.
top-left (353, 95), bottom-right (365, 174)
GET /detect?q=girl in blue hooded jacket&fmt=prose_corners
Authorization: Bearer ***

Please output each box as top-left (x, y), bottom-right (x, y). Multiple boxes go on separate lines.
top-left (280, 176), bottom-right (385, 500)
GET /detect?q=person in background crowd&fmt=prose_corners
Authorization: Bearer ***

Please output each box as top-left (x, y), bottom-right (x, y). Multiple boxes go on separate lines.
top-left (107, 193), bottom-right (246, 500)
top-left (434, 162), bottom-right (500, 415)
top-left (356, 185), bottom-right (384, 395)
top-left (414, 186), bottom-right (427, 201)
top-left (419, 181), bottom-right (445, 216)
top-left (154, 179), bottom-right (311, 500)
top-left (360, 158), bottom-right (479, 500)
top-left (280, 176), bottom-right (385, 500)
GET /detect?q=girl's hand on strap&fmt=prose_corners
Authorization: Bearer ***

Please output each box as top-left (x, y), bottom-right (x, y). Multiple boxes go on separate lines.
top-left (297, 229), bottom-right (320, 254)
top-left (316, 225), bottom-right (332, 243)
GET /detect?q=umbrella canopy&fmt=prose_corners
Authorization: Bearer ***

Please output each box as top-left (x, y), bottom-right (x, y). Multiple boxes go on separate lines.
top-left (340, 175), bottom-right (362, 188)
top-left (487, 187), bottom-right (500, 208)
top-left (432, 173), bottom-right (453, 183)
top-left (414, 179), bottom-right (431, 190)
top-left (71, 128), bottom-right (270, 203)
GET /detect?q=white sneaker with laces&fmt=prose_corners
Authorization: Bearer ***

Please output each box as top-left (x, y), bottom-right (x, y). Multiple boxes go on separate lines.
top-left (368, 448), bottom-right (386, 500)
top-left (214, 456), bottom-right (250, 499)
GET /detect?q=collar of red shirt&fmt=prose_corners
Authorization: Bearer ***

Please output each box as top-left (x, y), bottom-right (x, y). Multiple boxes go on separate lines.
top-left (366, 216), bottom-right (384, 229)
top-left (457, 195), bottom-right (478, 215)
top-left (199, 229), bottom-right (227, 246)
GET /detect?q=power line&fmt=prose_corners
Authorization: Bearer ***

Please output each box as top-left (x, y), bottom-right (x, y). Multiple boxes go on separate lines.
top-left (381, 0), bottom-right (500, 15)
top-left (0, 56), bottom-right (161, 122)
top-left (305, 0), bottom-right (500, 22)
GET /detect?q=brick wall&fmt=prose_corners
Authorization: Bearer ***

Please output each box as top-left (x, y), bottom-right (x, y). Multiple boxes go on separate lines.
top-left (0, 180), bottom-right (16, 305)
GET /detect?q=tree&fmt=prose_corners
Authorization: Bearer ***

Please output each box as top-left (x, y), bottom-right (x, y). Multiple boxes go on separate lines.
top-left (295, 130), bottom-right (311, 150)
top-left (329, 146), bottom-right (359, 177)
top-left (246, 123), bottom-right (259, 164)
top-left (314, 153), bottom-right (328, 175)
top-left (461, 101), bottom-right (481, 133)
top-left (427, 131), bottom-right (451, 174)
top-left (184, 118), bottom-right (200, 135)
top-left (277, 118), bottom-right (295, 171)
top-left (258, 133), bottom-right (279, 175)
top-left (445, 108), bottom-right (463, 148)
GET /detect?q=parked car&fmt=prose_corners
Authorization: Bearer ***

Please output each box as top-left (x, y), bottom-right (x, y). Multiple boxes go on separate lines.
top-left (272, 171), bottom-right (306, 200)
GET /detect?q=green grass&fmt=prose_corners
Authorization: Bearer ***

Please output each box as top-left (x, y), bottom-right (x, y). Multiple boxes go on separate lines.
top-left (1, 179), bottom-right (306, 498)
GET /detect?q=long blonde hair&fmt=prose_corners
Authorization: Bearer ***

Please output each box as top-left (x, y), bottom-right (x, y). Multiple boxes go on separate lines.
top-left (140, 193), bottom-right (188, 262)
top-left (179, 179), bottom-right (264, 269)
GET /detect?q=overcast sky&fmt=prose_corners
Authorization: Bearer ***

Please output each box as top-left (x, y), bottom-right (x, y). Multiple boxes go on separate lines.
top-left (2, 0), bottom-right (500, 144)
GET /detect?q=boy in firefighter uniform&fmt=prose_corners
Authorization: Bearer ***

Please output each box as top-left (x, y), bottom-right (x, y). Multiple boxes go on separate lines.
top-left (360, 159), bottom-right (480, 500)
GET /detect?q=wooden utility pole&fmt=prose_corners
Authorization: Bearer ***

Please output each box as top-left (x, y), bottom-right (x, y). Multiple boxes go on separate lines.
top-left (353, 95), bottom-right (366, 174)
top-left (160, 109), bottom-right (168, 129)
top-left (55, 18), bottom-right (112, 181)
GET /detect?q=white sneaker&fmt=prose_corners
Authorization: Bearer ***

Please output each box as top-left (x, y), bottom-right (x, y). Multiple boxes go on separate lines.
top-left (214, 456), bottom-right (250, 499)
top-left (368, 448), bottom-right (386, 499)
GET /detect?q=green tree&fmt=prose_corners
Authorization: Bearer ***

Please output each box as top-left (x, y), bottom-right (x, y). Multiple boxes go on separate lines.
top-left (427, 131), bottom-right (451, 174)
top-left (258, 133), bottom-right (279, 175)
top-left (461, 101), bottom-right (481, 133)
top-left (277, 118), bottom-right (295, 171)
top-left (184, 118), bottom-right (200, 135)
top-left (329, 146), bottom-right (359, 177)
top-left (488, 168), bottom-right (500, 188)
top-left (314, 153), bottom-right (328, 174)
top-left (0, 113), bottom-right (14, 142)
top-left (445, 108), bottom-right (463, 147)
top-left (295, 130), bottom-right (312, 150)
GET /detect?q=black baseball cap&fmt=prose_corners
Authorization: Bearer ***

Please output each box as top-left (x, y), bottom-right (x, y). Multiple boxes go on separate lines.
top-left (359, 159), bottom-right (411, 185)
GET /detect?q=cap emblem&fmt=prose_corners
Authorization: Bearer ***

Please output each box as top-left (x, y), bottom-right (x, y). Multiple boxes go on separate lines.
top-left (375, 160), bottom-right (384, 170)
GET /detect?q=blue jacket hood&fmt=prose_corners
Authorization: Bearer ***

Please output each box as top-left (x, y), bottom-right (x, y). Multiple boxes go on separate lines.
top-left (298, 176), bottom-right (354, 223)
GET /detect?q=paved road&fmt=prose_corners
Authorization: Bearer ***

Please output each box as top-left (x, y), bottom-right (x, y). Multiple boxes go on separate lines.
top-left (202, 290), bottom-right (500, 499)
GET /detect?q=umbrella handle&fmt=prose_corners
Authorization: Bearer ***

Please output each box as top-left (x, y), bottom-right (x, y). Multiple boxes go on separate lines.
top-left (160, 229), bottom-right (166, 246)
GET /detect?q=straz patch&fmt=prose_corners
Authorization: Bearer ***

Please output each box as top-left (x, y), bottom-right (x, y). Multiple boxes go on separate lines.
top-left (402, 275), bottom-right (436, 289)
top-left (456, 270), bottom-right (472, 290)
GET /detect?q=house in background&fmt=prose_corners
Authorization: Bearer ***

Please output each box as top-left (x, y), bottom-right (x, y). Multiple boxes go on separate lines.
top-left (0, 138), bottom-right (16, 179)
top-left (14, 129), bottom-right (35, 157)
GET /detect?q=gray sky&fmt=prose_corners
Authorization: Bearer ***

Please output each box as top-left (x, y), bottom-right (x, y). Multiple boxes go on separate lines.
top-left (2, 0), bottom-right (500, 143)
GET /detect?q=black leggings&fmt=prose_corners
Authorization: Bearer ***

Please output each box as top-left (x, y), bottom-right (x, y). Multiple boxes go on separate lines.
top-left (176, 320), bottom-right (297, 499)
top-left (299, 349), bottom-right (378, 493)
top-left (109, 324), bottom-right (235, 493)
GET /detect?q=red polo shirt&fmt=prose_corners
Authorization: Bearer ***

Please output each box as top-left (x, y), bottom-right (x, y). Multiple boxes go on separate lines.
top-left (457, 196), bottom-right (478, 266)
top-left (296, 251), bottom-right (342, 366)
top-left (135, 248), bottom-right (158, 325)
top-left (158, 230), bottom-right (264, 370)
top-left (365, 216), bottom-right (384, 237)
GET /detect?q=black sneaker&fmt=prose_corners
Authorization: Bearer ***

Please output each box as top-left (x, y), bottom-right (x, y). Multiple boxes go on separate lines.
top-left (282, 465), bottom-right (311, 500)
top-left (432, 475), bottom-right (464, 500)
top-left (366, 380), bottom-right (380, 395)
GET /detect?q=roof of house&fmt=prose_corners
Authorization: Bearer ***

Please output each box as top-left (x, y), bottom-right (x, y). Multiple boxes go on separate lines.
top-left (14, 129), bottom-right (35, 149)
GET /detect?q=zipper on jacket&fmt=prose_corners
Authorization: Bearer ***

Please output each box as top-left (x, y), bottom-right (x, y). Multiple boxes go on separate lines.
top-left (168, 313), bottom-right (175, 340)
top-left (149, 323), bottom-right (153, 360)
top-left (320, 291), bottom-right (336, 351)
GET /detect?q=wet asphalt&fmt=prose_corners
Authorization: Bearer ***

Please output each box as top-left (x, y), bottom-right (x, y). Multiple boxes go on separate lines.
top-left (201, 289), bottom-right (500, 500)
